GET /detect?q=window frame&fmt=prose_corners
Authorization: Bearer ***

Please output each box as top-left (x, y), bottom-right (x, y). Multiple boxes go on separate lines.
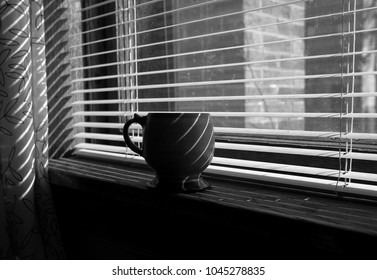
top-left (47, 0), bottom-right (377, 201)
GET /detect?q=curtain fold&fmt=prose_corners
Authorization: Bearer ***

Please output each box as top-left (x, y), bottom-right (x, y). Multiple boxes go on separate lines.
top-left (0, 0), bottom-right (64, 259)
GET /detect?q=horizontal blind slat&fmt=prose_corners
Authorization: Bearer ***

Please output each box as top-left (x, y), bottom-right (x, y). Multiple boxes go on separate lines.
top-left (74, 138), bottom-right (377, 162)
top-left (72, 110), bottom-right (377, 119)
top-left (341, 171), bottom-right (377, 182)
top-left (73, 132), bottom-right (138, 142)
top-left (71, 92), bottom-right (377, 106)
top-left (74, 122), bottom-right (124, 129)
top-left (72, 123), bottom-right (343, 138)
top-left (75, 140), bottom-right (341, 158)
top-left (73, 122), bottom-right (377, 141)
top-left (343, 152), bottom-right (377, 161)
top-left (75, 143), bottom-right (138, 155)
top-left (212, 157), bottom-right (339, 178)
top-left (342, 133), bottom-right (377, 140)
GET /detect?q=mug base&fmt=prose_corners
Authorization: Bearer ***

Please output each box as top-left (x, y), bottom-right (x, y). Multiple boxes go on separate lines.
top-left (146, 174), bottom-right (211, 193)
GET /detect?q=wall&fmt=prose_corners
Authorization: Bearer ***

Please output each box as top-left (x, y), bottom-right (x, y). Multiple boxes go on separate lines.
top-left (44, 0), bottom-right (84, 158)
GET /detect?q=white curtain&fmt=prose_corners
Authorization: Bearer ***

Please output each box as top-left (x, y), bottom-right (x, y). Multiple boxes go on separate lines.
top-left (0, 0), bottom-right (64, 259)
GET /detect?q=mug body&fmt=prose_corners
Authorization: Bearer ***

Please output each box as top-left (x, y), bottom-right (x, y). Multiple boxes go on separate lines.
top-left (142, 112), bottom-right (215, 191)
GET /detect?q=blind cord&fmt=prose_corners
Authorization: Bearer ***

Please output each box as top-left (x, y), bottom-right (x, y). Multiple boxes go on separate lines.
top-left (336, 0), bottom-right (346, 196)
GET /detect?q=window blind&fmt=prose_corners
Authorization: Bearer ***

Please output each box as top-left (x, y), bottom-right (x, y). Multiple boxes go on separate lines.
top-left (69, 0), bottom-right (377, 198)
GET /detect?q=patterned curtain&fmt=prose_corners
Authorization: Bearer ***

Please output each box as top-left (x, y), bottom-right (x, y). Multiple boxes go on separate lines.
top-left (0, 0), bottom-right (64, 259)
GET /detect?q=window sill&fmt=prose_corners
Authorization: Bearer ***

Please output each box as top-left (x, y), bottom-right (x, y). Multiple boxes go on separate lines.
top-left (49, 156), bottom-right (377, 236)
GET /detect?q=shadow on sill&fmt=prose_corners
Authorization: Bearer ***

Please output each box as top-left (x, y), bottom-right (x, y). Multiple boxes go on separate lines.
top-left (49, 157), bottom-right (377, 260)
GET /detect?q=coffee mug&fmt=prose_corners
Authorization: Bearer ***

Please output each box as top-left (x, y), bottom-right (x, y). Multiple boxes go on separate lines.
top-left (123, 112), bottom-right (215, 193)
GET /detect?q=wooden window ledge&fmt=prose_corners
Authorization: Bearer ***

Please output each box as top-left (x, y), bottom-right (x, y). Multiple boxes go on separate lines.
top-left (49, 156), bottom-right (377, 235)
top-left (49, 156), bottom-right (377, 259)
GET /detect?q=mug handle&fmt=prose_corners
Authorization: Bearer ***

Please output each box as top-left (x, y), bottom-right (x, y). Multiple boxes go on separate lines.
top-left (123, 113), bottom-right (147, 156)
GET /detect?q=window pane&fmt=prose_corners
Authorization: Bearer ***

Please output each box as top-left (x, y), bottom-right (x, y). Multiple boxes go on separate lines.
top-left (68, 0), bottom-right (377, 196)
